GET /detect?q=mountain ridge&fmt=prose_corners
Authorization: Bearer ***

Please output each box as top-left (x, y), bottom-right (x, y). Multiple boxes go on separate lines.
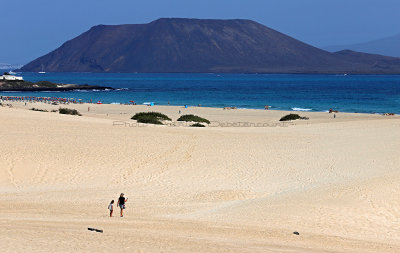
top-left (20, 18), bottom-right (400, 74)
top-left (324, 33), bottom-right (400, 58)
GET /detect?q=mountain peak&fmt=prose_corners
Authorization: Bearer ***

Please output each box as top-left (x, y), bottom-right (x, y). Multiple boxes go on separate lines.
top-left (151, 17), bottom-right (254, 23)
top-left (20, 19), bottom-right (400, 74)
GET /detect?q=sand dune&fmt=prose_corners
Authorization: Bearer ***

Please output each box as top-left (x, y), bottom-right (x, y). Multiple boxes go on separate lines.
top-left (1, 104), bottom-right (400, 252)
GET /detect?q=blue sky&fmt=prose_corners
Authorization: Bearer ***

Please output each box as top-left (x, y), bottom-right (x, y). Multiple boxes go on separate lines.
top-left (2, 0), bottom-right (399, 64)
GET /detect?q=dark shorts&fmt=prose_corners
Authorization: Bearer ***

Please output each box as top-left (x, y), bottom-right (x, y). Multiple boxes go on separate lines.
top-left (119, 204), bottom-right (125, 209)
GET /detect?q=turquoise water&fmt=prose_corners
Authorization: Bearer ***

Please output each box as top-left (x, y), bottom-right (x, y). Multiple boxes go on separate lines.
top-left (1, 73), bottom-right (400, 114)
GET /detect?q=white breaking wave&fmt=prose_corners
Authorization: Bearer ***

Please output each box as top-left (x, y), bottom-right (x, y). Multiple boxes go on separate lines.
top-left (292, 107), bottom-right (312, 111)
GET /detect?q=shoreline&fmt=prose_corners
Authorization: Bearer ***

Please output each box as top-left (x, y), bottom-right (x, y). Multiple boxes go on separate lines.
top-left (1, 99), bottom-right (397, 127)
top-left (1, 96), bottom-right (398, 116)
top-left (2, 72), bottom-right (399, 115)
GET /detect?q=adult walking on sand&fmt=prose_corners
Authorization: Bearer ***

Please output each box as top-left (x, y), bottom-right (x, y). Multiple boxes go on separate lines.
top-left (117, 193), bottom-right (128, 217)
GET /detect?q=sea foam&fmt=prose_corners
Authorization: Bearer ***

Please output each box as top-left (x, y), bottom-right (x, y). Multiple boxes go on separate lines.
top-left (292, 107), bottom-right (312, 111)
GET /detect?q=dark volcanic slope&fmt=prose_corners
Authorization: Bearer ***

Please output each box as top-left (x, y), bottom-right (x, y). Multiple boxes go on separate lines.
top-left (21, 18), bottom-right (400, 74)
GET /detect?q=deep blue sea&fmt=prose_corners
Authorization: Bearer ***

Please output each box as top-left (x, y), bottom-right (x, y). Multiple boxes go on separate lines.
top-left (2, 72), bottom-right (400, 114)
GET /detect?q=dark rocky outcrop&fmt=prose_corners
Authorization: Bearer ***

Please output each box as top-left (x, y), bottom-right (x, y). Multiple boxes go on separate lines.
top-left (0, 80), bottom-right (112, 91)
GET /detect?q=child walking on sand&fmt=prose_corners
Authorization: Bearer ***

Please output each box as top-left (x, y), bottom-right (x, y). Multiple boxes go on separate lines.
top-left (108, 200), bottom-right (114, 217)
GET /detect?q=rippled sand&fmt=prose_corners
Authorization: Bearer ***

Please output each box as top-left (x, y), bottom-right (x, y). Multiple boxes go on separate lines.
top-left (1, 103), bottom-right (400, 252)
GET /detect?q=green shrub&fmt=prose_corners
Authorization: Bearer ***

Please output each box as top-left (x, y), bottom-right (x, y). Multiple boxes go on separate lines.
top-left (132, 112), bottom-right (171, 121)
top-left (191, 123), bottom-right (205, 127)
top-left (59, 108), bottom-right (81, 116)
top-left (135, 115), bottom-right (164, 125)
top-left (279, 114), bottom-right (301, 121)
top-left (177, 114), bottom-right (210, 124)
top-left (131, 112), bottom-right (171, 125)
top-left (30, 108), bottom-right (48, 112)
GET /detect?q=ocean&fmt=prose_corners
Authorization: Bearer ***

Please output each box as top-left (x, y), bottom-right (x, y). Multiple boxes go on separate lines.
top-left (1, 72), bottom-right (400, 114)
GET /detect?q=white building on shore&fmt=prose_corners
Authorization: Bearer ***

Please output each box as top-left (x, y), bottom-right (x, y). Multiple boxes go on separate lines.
top-left (1, 73), bottom-right (23, 81)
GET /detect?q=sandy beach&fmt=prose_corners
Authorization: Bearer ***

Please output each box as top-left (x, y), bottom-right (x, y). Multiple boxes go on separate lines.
top-left (1, 102), bottom-right (400, 252)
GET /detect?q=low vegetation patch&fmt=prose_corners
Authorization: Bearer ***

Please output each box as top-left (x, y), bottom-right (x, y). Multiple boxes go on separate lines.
top-left (131, 112), bottom-right (171, 125)
top-left (190, 123), bottom-right (206, 127)
top-left (30, 108), bottom-right (48, 112)
top-left (279, 114), bottom-right (309, 121)
top-left (59, 107), bottom-right (82, 116)
top-left (177, 114), bottom-right (210, 124)
top-left (279, 114), bottom-right (301, 121)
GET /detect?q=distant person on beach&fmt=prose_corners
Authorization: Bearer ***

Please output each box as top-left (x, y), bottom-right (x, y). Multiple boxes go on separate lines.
top-left (108, 200), bottom-right (114, 217)
top-left (117, 193), bottom-right (128, 217)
